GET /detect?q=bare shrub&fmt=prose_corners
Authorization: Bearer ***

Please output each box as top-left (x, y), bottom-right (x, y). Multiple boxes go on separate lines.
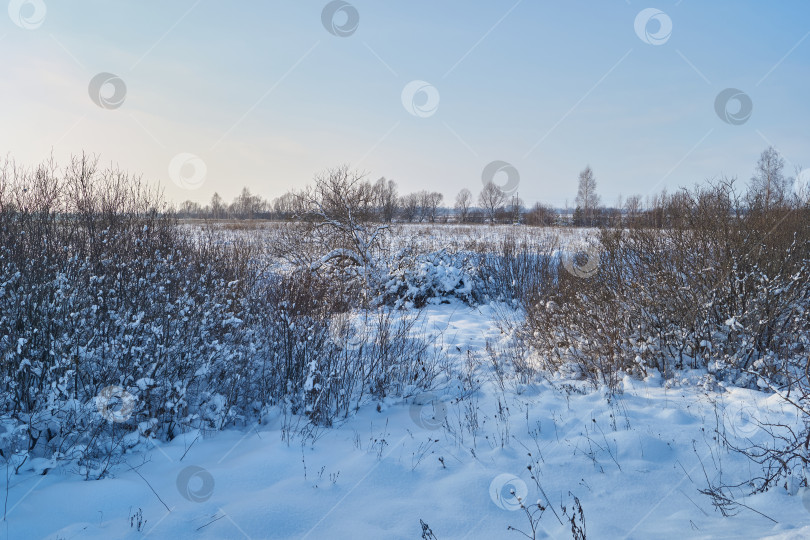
top-left (517, 171), bottom-right (810, 501)
top-left (478, 234), bottom-right (558, 301)
top-left (270, 165), bottom-right (392, 309)
top-left (0, 156), bottom-right (443, 476)
top-left (521, 177), bottom-right (810, 392)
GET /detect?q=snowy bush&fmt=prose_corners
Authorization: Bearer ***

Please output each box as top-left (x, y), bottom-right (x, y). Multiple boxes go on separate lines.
top-left (383, 249), bottom-right (481, 307)
top-left (477, 236), bottom-right (557, 301)
top-left (517, 178), bottom-right (810, 497)
top-left (0, 156), bottom-right (443, 476)
top-left (521, 179), bottom-right (810, 393)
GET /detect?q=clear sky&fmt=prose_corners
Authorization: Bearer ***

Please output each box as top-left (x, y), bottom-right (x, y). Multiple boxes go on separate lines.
top-left (1, 0), bottom-right (808, 207)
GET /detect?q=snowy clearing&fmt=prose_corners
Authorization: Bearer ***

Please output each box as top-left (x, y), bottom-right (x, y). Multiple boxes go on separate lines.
top-left (5, 301), bottom-right (808, 540)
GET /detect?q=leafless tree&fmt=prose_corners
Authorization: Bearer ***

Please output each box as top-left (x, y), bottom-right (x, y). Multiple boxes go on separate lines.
top-left (575, 166), bottom-right (600, 226)
top-left (624, 194), bottom-right (642, 222)
top-left (454, 188), bottom-right (472, 223)
top-left (479, 182), bottom-right (506, 224)
top-left (273, 190), bottom-right (304, 220)
top-left (372, 177), bottom-right (398, 223)
top-left (749, 146), bottom-right (788, 211)
top-left (210, 192), bottom-right (225, 219)
top-left (425, 191), bottom-right (443, 223)
top-left (296, 165), bottom-right (388, 271)
top-left (525, 202), bottom-right (556, 226)
top-left (232, 187), bottom-right (266, 219)
top-left (507, 194), bottom-right (523, 224)
top-left (411, 191), bottom-right (439, 222)
top-left (179, 200), bottom-right (202, 217)
top-left (399, 193), bottom-right (419, 222)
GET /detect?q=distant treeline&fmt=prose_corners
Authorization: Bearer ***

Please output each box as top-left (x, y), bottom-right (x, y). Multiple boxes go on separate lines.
top-left (173, 180), bottom-right (648, 227)
top-left (177, 146), bottom-right (806, 228)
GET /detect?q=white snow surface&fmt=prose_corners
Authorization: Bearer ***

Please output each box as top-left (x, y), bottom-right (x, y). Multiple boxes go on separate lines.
top-left (4, 301), bottom-right (809, 540)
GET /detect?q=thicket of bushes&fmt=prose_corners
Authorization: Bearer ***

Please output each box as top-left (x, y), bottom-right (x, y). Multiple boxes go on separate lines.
top-left (521, 178), bottom-right (809, 387)
top-left (0, 156), bottom-right (440, 477)
top-left (518, 177), bottom-right (809, 494)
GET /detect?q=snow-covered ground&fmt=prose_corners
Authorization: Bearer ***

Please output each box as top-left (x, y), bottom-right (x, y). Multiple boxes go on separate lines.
top-left (4, 301), bottom-right (809, 539)
top-left (183, 222), bottom-right (596, 255)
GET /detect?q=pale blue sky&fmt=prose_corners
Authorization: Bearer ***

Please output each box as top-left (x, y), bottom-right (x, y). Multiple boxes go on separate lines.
top-left (1, 0), bottom-right (808, 206)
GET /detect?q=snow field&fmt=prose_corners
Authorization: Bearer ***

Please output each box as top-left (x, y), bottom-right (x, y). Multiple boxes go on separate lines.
top-left (5, 302), bottom-right (809, 540)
